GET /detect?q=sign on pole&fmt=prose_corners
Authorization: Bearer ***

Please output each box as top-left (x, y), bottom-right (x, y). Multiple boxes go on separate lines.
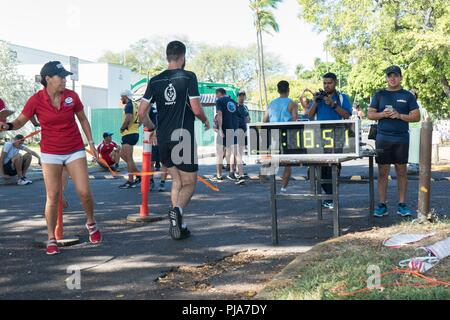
top-left (70, 56), bottom-right (79, 81)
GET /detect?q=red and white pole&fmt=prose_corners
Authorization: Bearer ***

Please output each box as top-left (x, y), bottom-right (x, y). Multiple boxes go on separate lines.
top-left (140, 127), bottom-right (152, 217)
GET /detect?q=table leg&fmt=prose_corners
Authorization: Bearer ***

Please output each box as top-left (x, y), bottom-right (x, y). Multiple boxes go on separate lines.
top-left (270, 173), bottom-right (278, 245)
top-left (369, 156), bottom-right (375, 226)
top-left (332, 165), bottom-right (340, 237)
top-left (316, 165), bottom-right (323, 220)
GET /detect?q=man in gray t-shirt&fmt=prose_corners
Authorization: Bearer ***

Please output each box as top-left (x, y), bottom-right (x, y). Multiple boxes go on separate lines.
top-left (1, 134), bottom-right (40, 185)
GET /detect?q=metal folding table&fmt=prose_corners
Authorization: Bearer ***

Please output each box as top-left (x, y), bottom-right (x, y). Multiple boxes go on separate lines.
top-left (262, 154), bottom-right (375, 244)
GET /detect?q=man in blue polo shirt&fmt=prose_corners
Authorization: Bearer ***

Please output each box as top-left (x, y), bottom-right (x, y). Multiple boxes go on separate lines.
top-left (308, 72), bottom-right (352, 209)
top-left (368, 65), bottom-right (420, 218)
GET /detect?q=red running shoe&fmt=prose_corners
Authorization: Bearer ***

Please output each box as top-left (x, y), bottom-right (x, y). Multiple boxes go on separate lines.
top-left (46, 238), bottom-right (60, 255)
top-left (86, 222), bottom-right (102, 243)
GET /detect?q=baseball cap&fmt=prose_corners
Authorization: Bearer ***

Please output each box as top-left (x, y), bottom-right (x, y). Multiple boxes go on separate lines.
top-left (40, 61), bottom-right (73, 79)
top-left (13, 134), bottom-right (24, 142)
top-left (120, 89), bottom-right (133, 98)
top-left (385, 65), bottom-right (402, 76)
top-left (238, 90), bottom-right (246, 96)
top-left (103, 132), bottom-right (113, 138)
top-left (0, 98), bottom-right (5, 111)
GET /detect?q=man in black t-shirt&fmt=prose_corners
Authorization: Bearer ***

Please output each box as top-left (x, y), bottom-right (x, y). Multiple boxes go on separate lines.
top-left (138, 41), bottom-right (210, 240)
top-left (212, 88), bottom-right (244, 184)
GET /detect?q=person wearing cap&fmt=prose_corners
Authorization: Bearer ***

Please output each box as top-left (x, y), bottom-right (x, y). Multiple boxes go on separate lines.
top-left (119, 89), bottom-right (141, 189)
top-left (0, 61), bottom-right (102, 255)
top-left (368, 65), bottom-right (420, 218)
top-left (0, 134), bottom-right (40, 185)
top-left (97, 132), bottom-right (121, 171)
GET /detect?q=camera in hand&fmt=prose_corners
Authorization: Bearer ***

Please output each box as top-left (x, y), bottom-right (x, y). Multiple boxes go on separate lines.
top-left (314, 89), bottom-right (329, 102)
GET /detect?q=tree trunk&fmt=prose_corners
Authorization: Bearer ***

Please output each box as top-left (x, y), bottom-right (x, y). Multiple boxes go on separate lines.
top-left (256, 29), bottom-right (264, 111)
top-left (259, 30), bottom-right (269, 108)
top-left (441, 76), bottom-right (450, 99)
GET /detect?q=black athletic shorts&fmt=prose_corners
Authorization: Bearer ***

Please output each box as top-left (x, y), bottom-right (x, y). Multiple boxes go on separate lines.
top-left (375, 140), bottom-right (409, 165)
top-left (158, 141), bottom-right (198, 173)
top-left (121, 133), bottom-right (139, 146)
top-left (151, 145), bottom-right (160, 163)
top-left (3, 160), bottom-right (17, 176)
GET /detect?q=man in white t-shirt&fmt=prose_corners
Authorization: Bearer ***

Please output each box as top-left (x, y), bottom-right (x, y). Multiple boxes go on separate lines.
top-left (0, 134), bottom-right (41, 185)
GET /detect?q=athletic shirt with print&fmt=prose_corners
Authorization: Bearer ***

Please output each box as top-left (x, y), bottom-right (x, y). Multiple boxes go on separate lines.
top-left (21, 89), bottom-right (84, 154)
top-left (216, 96), bottom-right (239, 132)
top-left (142, 69), bottom-right (200, 144)
top-left (121, 100), bottom-right (140, 136)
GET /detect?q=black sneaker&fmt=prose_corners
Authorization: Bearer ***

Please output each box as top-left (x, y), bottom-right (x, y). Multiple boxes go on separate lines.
top-left (134, 176), bottom-right (142, 186)
top-left (158, 182), bottom-right (166, 192)
top-left (168, 207), bottom-right (183, 240)
top-left (149, 179), bottom-right (155, 191)
top-left (227, 172), bottom-right (237, 181)
top-left (179, 226), bottom-right (191, 240)
top-left (119, 181), bottom-right (135, 189)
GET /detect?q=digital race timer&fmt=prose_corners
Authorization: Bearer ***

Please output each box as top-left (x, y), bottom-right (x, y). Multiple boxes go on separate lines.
top-left (247, 120), bottom-right (360, 159)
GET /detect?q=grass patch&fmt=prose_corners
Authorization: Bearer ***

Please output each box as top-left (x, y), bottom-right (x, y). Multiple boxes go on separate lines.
top-left (262, 220), bottom-right (450, 300)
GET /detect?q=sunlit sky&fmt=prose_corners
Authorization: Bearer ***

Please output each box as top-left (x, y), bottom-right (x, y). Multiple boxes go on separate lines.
top-left (0, 0), bottom-right (327, 75)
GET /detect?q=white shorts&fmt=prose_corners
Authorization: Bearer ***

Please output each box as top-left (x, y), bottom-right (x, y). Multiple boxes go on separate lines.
top-left (41, 150), bottom-right (86, 165)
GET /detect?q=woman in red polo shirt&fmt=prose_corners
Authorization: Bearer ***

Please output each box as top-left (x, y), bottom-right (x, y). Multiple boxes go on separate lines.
top-left (0, 61), bottom-right (101, 255)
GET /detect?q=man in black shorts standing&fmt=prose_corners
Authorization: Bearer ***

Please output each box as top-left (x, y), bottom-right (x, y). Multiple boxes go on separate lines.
top-left (138, 41), bottom-right (210, 240)
top-left (368, 65), bottom-right (420, 218)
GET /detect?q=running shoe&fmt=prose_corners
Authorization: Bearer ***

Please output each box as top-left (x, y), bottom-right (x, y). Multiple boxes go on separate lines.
top-left (46, 238), bottom-right (60, 255)
top-left (322, 200), bottom-right (334, 209)
top-left (134, 176), bottom-right (142, 186)
top-left (168, 207), bottom-right (183, 240)
top-left (150, 179), bottom-right (155, 191)
top-left (86, 222), bottom-right (102, 243)
top-left (227, 172), bottom-right (237, 181)
top-left (119, 181), bottom-right (135, 189)
top-left (397, 203), bottom-right (412, 217)
top-left (22, 176), bottom-right (33, 184)
top-left (235, 175), bottom-right (245, 185)
top-left (17, 177), bottom-right (31, 186)
top-left (280, 187), bottom-right (287, 193)
top-left (210, 175), bottom-right (224, 182)
top-left (374, 203), bottom-right (388, 218)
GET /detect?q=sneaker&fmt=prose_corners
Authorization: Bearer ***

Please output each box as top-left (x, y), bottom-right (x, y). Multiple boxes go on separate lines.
top-left (158, 182), bottom-right (166, 192)
top-left (179, 226), bottom-right (191, 240)
top-left (322, 200), bottom-right (334, 209)
top-left (280, 187), bottom-right (287, 193)
top-left (210, 175), bottom-right (224, 182)
top-left (374, 203), bottom-right (388, 218)
top-left (227, 172), bottom-right (237, 181)
top-left (46, 239), bottom-right (60, 255)
top-left (17, 177), bottom-right (30, 186)
top-left (397, 203), bottom-right (412, 217)
top-left (134, 176), bottom-right (142, 186)
top-left (150, 179), bottom-right (155, 191)
top-left (241, 173), bottom-right (249, 179)
top-left (22, 176), bottom-right (33, 184)
top-left (235, 176), bottom-right (245, 185)
top-left (86, 222), bottom-right (102, 243)
top-left (168, 207), bottom-right (183, 240)
top-left (119, 181), bottom-right (135, 189)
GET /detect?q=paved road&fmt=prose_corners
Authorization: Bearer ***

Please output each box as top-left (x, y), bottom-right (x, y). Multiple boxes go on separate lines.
top-left (0, 159), bottom-right (449, 299)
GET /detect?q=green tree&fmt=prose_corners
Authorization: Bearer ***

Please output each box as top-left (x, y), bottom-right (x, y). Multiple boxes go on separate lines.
top-left (0, 41), bottom-right (37, 138)
top-left (297, 0), bottom-right (450, 117)
top-left (249, 0), bottom-right (283, 109)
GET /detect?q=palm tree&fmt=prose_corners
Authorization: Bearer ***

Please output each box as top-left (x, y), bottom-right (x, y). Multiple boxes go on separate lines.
top-left (249, 0), bottom-right (282, 109)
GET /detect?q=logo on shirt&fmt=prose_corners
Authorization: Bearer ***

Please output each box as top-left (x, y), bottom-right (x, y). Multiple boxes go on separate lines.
top-left (227, 101), bottom-right (237, 113)
top-left (64, 97), bottom-right (74, 107)
top-left (164, 83), bottom-right (177, 106)
top-left (396, 99), bottom-right (407, 103)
